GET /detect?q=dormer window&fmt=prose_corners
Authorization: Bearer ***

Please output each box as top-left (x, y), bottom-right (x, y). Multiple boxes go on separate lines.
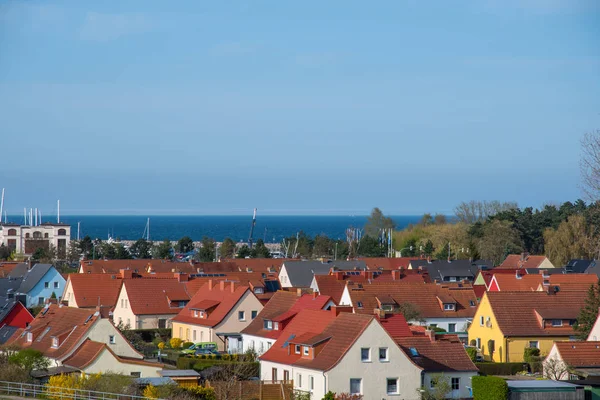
top-left (193, 310), bottom-right (199, 318)
top-left (552, 320), bottom-right (563, 327)
top-left (469, 300), bottom-right (476, 307)
top-left (295, 345), bottom-right (301, 354)
top-left (254, 288), bottom-right (264, 294)
top-left (303, 346), bottom-right (309, 356)
top-left (382, 305), bottom-right (394, 312)
top-left (274, 322), bottom-right (279, 331)
top-left (264, 320), bottom-right (273, 330)
top-left (443, 304), bottom-right (455, 311)
top-left (51, 337), bottom-right (59, 348)
top-left (199, 311), bottom-right (205, 318)
top-left (26, 332), bottom-right (32, 342)
top-left (357, 302), bottom-right (363, 309)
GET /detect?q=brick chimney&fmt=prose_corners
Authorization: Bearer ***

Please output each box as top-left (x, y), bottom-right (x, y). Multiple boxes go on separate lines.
top-left (296, 288), bottom-right (302, 297)
top-left (312, 291), bottom-right (319, 299)
top-left (391, 270), bottom-right (399, 281)
top-left (208, 280), bottom-right (213, 291)
top-left (120, 269), bottom-right (133, 279)
top-left (374, 308), bottom-right (386, 319)
top-left (333, 271), bottom-right (344, 280)
top-left (230, 281), bottom-right (236, 293)
top-left (331, 305), bottom-right (353, 316)
top-left (175, 273), bottom-right (188, 282)
top-left (425, 329), bottom-right (436, 342)
top-left (219, 281), bottom-right (226, 291)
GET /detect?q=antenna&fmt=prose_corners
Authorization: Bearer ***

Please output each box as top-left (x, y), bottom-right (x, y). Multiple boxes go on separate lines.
top-left (0, 188), bottom-right (4, 224)
top-left (57, 200), bottom-right (60, 224)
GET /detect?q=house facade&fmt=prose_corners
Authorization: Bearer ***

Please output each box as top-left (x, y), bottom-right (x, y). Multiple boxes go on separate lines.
top-left (8, 264), bottom-right (66, 307)
top-left (0, 223), bottom-right (71, 255)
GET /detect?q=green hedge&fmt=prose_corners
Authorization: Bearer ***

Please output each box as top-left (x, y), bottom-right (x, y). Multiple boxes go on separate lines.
top-left (475, 362), bottom-right (526, 376)
top-left (129, 328), bottom-right (171, 342)
top-left (176, 357), bottom-right (259, 375)
top-left (472, 376), bottom-right (508, 400)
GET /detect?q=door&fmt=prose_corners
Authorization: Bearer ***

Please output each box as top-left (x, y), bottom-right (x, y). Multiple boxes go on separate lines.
top-left (272, 368), bottom-right (277, 381)
top-left (283, 370), bottom-right (290, 383)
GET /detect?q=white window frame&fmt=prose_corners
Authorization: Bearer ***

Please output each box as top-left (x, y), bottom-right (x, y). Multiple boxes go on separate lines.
top-left (194, 310), bottom-right (198, 317)
top-left (303, 346), bottom-right (309, 356)
top-left (360, 347), bottom-right (371, 362)
top-left (109, 335), bottom-right (116, 344)
top-left (479, 316), bottom-right (484, 326)
top-left (379, 347), bottom-right (389, 362)
top-left (386, 378), bottom-right (399, 395)
top-left (295, 345), bottom-right (301, 354)
top-left (238, 311), bottom-right (246, 321)
top-left (552, 319), bottom-right (563, 327)
top-left (309, 375), bottom-right (314, 391)
top-left (51, 337), bottom-right (58, 348)
top-left (444, 303), bottom-right (455, 311)
top-left (529, 341), bottom-right (539, 349)
top-left (54, 282), bottom-right (59, 289)
top-left (267, 320), bottom-right (273, 330)
top-left (350, 378), bottom-right (362, 395)
top-left (297, 373), bottom-right (302, 388)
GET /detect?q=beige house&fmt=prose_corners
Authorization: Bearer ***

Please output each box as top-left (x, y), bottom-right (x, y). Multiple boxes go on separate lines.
top-left (112, 278), bottom-right (190, 329)
top-left (8, 304), bottom-right (162, 378)
top-left (171, 280), bottom-right (263, 352)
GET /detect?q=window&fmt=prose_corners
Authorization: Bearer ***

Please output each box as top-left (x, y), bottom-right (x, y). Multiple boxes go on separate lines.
top-left (25, 233), bottom-right (30, 238)
top-left (44, 282), bottom-right (49, 288)
top-left (480, 316), bottom-right (484, 326)
top-left (448, 323), bottom-right (456, 333)
top-left (274, 322), bottom-right (279, 330)
top-left (570, 319), bottom-right (577, 326)
top-left (310, 376), bottom-right (314, 391)
top-left (379, 347), bottom-right (388, 362)
top-left (303, 346), bottom-right (309, 356)
top-left (194, 310), bottom-right (199, 317)
top-left (58, 229), bottom-right (66, 236)
top-left (38, 297), bottom-right (45, 305)
top-left (361, 347), bottom-right (370, 362)
top-left (254, 288), bottom-right (264, 294)
top-left (552, 319), bottom-right (563, 327)
top-left (130, 372), bottom-right (141, 378)
top-left (238, 311), bottom-right (246, 321)
top-left (297, 374), bottom-right (302, 388)
top-left (295, 345), bottom-right (301, 354)
top-left (179, 301), bottom-right (186, 308)
top-left (193, 330), bottom-right (196, 341)
top-left (451, 377), bottom-right (460, 391)
top-left (179, 327), bottom-right (183, 337)
top-left (51, 338), bottom-right (59, 348)
top-left (54, 282), bottom-right (59, 289)
top-left (476, 338), bottom-right (481, 349)
top-left (7, 229), bottom-right (16, 236)
top-left (264, 320), bottom-right (273, 330)
top-left (444, 303), bottom-right (455, 311)
top-left (350, 379), bottom-right (362, 395)
top-left (387, 378), bottom-right (398, 394)
top-left (121, 299), bottom-right (124, 308)
top-left (44, 233), bottom-right (49, 238)
top-left (186, 329), bottom-right (190, 340)
top-left (109, 335), bottom-right (116, 344)
top-left (26, 332), bottom-right (32, 342)
top-left (158, 319), bottom-right (166, 329)
top-left (357, 301), bottom-right (363, 309)
top-left (469, 300), bottom-right (476, 307)
top-left (529, 341), bottom-right (539, 349)
top-left (251, 310), bottom-right (258, 319)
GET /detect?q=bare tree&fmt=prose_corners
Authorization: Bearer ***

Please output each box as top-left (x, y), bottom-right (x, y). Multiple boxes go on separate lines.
top-left (581, 130), bottom-right (600, 201)
top-left (454, 200), bottom-right (518, 224)
top-left (544, 355), bottom-right (573, 381)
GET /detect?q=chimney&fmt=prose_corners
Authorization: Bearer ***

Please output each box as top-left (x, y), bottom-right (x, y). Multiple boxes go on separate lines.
top-left (175, 273), bottom-right (188, 282)
top-left (391, 270), bottom-right (399, 281)
top-left (333, 271), bottom-right (344, 280)
top-left (219, 281), bottom-right (226, 291)
top-left (425, 329), bottom-right (436, 342)
top-left (312, 291), bottom-right (318, 299)
top-left (230, 281), bottom-right (235, 293)
top-left (296, 288), bottom-right (302, 297)
top-left (208, 280), bottom-right (213, 291)
top-left (120, 269), bottom-right (133, 279)
top-left (374, 308), bottom-right (386, 319)
top-left (427, 256), bottom-right (432, 264)
top-left (331, 305), bottom-right (353, 316)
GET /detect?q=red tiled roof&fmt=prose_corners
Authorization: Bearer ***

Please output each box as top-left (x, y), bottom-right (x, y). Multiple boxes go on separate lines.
top-left (555, 341), bottom-right (600, 367)
top-left (190, 300), bottom-right (221, 310)
top-left (222, 258), bottom-right (289, 273)
top-left (485, 291), bottom-right (588, 336)
top-left (62, 339), bottom-right (106, 369)
top-left (8, 305), bottom-right (100, 360)
top-left (492, 273), bottom-right (597, 292)
top-left (260, 309), bottom-right (374, 371)
top-left (123, 279), bottom-right (190, 316)
top-left (378, 313), bottom-right (413, 338)
top-left (68, 274), bottom-right (123, 308)
top-left (396, 335), bottom-right (478, 372)
top-left (348, 282), bottom-right (478, 319)
top-left (499, 254), bottom-right (550, 269)
top-left (172, 281), bottom-right (251, 327)
top-left (358, 258), bottom-right (420, 270)
top-left (473, 284), bottom-right (487, 299)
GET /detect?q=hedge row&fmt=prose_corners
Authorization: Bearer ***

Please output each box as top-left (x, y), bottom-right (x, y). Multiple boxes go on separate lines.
top-left (472, 376), bottom-right (508, 400)
top-left (128, 328), bottom-right (171, 342)
top-left (176, 357), bottom-right (259, 373)
top-left (475, 362), bottom-right (526, 376)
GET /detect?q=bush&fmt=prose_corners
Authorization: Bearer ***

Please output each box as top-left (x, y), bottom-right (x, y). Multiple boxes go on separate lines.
top-left (170, 337), bottom-right (183, 349)
top-left (466, 347), bottom-right (478, 362)
top-left (523, 347), bottom-right (540, 363)
top-left (322, 392), bottom-right (335, 400)
top-left (472, 376), bottom-right (508, 400)
top-left (475, 362), bottom-right (526, 376)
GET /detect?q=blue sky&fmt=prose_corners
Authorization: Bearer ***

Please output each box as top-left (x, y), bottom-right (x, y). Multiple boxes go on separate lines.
top-left (0, 0), bottom-right (599, 216)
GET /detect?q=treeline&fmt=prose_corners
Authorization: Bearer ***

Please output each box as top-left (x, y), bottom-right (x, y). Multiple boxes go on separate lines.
top-left (395, 199), bottom-right (600, 266)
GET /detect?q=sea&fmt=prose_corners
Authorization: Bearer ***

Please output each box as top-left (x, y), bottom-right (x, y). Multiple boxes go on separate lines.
top-left (6, 215), bottom-right (422, 242)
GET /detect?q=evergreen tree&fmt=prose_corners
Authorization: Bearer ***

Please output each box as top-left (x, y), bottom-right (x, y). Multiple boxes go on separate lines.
top-left (154, 240), bottom-right (173, 260)
top-left (219, 238), bottom-right (236, 259)
top-left (237, 245), bottom-right (251, 258)
top-left (575, 282), bottom-right (600, 339)
top-left (251, 239), bottom-right (271, 258)
top-left (177, 236), bottom-right (195, 253)
top-left (196, 236), bottom-right (216, 262)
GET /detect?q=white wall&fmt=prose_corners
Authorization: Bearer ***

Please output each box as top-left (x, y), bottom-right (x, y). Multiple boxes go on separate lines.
top-left (82, 348), bottom-right (161, 378)
top-left (113, 285), bottom-right (136, 328)
top-left (260, 360), bottom-right (326, 399)
top-left (423, 371), bottom-right (477, 399)
top-left (543, 345), bottom-right (569, 380)
top-left (87, 319), bottom-right (143, 359)
top-left (326, 320), bottom-right (422, 400)
top-left (62, 279), bottom-right (77, 307)
top-left (278, 265), bottom-right (292, 288)
top-left (242, 333), bottom-right (275, 356)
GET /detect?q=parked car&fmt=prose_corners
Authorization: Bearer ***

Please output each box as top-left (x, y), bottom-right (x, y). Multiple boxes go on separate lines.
top-left (194, 348), bottom-right (219, 356)
top-left (181, 342), bottom-right (219, 355)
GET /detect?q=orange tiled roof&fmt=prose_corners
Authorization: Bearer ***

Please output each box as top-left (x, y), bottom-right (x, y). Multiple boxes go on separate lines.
top-left (62, 339), bottom-right (105, 369)
top-left (378, 313), bottom-right (413, 339)
top-left (396, 335), bottom-right (478, 372)
top-left (68, 274), bottom-right (123, 308)
top-left (358, 258), bottom-right (420, 270)
top-left (259, 309), bottom-right (373, 371)
top-left (172, 281), bottom-right (251, 327)
top-left (499, 254), bottom-right (549, 269)
top-left (493, 273), bottom-right (597, 292)
top-left (485, 291), bottom-right (588, 336)
top-left (555, 341), bottom-right (600, 367)
top-left (123, 279), bottom-right (190, 316)
top-left (347, 282), bottom-right (478, 319)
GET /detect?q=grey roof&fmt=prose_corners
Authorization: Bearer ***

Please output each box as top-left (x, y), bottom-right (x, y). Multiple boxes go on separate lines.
top-left (564, 259), bottom-right (596, 274)
top-left (0, 277), bottom-right (25, 323)
top-left (507, 380), bottom-right (583, 390)
top-left (0, 325), bottom-right (18, 344)
top-left (411, 260), bottom-right (481, 282)
top-left (30, 366), bottom-right (80, 378)
top-left (135, 377), bottom-right (176, 386)
top-left (10, 264), bottom-right (54, 294)
top-left (159, 370), bottom-right (200, 377)
top-left (282, 260), bottom-right (367, 287)
top-left (524, 267), bottom-right (568, 275)
top-left (5, 263), bottom-right (29, 278)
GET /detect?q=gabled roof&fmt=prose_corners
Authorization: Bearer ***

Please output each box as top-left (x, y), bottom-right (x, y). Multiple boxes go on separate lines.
top-left (491, 273), bottom-right (597, 292)
top-left (67, 274), bottom-right (123, 308)
top-left (10, 264), bottom-right (56, 293)
top-left (396, 335), bottom-right (478, 372)
top-left (378, 313), bottom-right (413, 339)
top-left (123, 279), bottom-right (190, 316)
top-left (282, 260), bottom-right (367, 288)
top-left (484, 291), bottom-right (588, 336)
top-left (347, 282), bottom-right (478, 319)
top-left (61, 339), bottom-right (106, 369)
top-left (172, 281), bottom-right (251, 328)
top-left (79, 260), bottom-right (198, 274)
top-left (8, 304), bottom-right (100, 360)
top-left (499, 254), bottom-right (552, 269)
top-left (358, 258), bottom-right (419, 270)
top-left (259, 309), bottom-right (374, 371)
top-left (564, 259), bottom-right (596, 274)
top-left (409, 260), bottom-right (484, 282)
top-left (223, 258), bottom-right (289, 273)
top-left (555, 342), bottom-right (600, 367)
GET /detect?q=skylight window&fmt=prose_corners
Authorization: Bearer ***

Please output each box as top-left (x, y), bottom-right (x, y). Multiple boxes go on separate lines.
top-left (357, 302), bottom-right (363, 308)
top-left (37, 327), bottom-right (51, 342)
top-left (409, 347), bottom-right (419, 357)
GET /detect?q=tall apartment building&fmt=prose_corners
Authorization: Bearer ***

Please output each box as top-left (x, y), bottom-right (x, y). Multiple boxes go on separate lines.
top-left (0, 223), bottom-right (71, 255)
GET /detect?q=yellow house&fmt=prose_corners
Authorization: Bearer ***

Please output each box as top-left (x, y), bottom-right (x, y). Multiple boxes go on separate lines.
top-left (468, 291), bottom-right (586, 362)
top-left (172, 280), bottom-right (263, 352)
